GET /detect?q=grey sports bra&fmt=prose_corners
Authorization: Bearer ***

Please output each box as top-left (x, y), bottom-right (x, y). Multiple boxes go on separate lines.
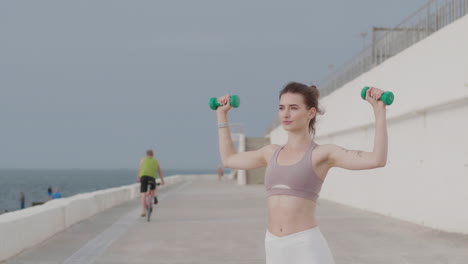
top-left (264, 143), bottom-right (323, 201)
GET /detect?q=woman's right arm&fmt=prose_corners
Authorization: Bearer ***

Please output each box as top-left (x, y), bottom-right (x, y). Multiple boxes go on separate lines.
top-left (216, 95), bottom-right (271, 170)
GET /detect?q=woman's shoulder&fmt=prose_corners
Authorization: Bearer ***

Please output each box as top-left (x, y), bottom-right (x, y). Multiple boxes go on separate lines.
top-left (313, 143), bottom-right (341, 159)
top-left (262, 144), bottom-right (282, 152)
top-left (315, 143), bottom-right (342, 150)
top-left (260, 144), bottom-right (282, 161)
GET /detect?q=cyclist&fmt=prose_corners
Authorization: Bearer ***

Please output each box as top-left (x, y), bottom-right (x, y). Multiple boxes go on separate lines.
top-left (137, 149), bottom-right (165, 217)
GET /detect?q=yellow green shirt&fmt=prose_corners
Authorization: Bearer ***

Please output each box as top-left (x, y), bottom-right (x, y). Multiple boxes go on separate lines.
top-left (139, 157), bottom-right (159, 179)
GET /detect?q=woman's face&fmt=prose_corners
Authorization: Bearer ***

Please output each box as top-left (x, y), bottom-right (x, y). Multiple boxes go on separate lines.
top-left (278, 93), bottom-right (316, 132)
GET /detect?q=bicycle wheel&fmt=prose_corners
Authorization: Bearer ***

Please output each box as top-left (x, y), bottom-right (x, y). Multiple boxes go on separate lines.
top-left (147, 194), bottom-right (152, 222)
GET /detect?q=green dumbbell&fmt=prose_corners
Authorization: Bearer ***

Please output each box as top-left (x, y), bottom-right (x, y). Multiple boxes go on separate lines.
top-left (361, 86), bottom-right (394, 105)
top-left (209, 95), bottom-right (240, 110)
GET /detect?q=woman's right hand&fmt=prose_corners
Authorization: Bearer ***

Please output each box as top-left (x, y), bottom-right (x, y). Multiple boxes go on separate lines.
top-left (216, 94), bottom-right (232, 114)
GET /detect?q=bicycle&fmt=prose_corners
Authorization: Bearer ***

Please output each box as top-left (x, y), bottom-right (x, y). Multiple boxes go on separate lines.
top-left (146, 181), bottom-right (161, 222)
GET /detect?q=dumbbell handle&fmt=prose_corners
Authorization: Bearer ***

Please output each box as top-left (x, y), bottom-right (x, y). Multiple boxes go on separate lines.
top-left (361, 86), bottom-right (394, 106)
top-left (209, 95), bottom-right (240, 110)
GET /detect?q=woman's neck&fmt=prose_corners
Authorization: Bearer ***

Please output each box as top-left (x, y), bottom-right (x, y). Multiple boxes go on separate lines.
top-left (285, 131), bottom-right (313, 150)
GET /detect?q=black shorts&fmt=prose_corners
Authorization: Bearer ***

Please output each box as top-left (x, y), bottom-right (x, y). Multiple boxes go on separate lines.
top-left (140, 176), bottom-right (156, 193)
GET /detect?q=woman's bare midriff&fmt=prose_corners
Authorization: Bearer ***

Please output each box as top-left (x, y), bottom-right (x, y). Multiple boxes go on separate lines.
top-left (267, 195), bottom-right (317, 237)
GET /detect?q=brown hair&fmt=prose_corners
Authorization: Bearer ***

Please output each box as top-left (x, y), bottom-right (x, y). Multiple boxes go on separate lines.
top-left (279, 82), bottom-right (323, 134)
top-left (146, 149), bottom-right (154, 156)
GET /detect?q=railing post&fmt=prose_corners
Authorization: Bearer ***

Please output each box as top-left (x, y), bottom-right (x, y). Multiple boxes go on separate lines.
top-left (237, 134), bottom-right (247, 185)
top-left (372, 27), bottom-right (376, 65)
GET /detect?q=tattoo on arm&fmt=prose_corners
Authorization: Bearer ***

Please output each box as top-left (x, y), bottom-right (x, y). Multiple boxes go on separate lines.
top-left (341, 148), bottom-right (363, 157)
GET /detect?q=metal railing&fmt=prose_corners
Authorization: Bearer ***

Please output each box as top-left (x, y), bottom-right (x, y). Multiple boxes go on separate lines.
top-left (320, 0), bottom-right (468, 96)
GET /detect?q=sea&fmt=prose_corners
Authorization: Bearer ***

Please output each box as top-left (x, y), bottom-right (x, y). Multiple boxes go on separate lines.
top-left (0, 168), bottom-right (215, 213)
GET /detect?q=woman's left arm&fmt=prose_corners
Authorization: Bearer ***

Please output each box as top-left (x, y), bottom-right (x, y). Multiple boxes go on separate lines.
top-left (327, 87), bottom-right (388, 170)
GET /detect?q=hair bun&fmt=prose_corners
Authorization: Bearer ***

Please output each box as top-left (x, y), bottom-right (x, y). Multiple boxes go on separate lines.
top-left (310, 85), bottom-right (320, 99)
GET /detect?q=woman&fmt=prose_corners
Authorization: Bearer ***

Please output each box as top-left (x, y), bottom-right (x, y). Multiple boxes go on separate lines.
top-left (215, 82), bottom-right (388, 264)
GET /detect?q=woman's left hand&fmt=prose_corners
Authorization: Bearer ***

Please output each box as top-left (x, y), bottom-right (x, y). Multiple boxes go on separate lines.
top-left (365, 87), bottom-right (386, 108)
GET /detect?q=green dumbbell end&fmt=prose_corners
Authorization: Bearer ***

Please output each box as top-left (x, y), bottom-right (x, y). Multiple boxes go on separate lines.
top-left (380, 92), bottom-right (394, 105)
top-left (361, 86), bottom-right (370, 100)
top-left (230, 95), bottom-right (240, 108)
top-left (209, 97), bottom-right (220, 110)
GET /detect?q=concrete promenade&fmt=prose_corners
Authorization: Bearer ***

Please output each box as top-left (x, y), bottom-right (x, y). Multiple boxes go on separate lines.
top-left (3, 177), bottom-right (468, 264)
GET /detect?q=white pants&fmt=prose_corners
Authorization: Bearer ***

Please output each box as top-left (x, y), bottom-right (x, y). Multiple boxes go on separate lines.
top-left (265, 227), bottom-right (335, 264)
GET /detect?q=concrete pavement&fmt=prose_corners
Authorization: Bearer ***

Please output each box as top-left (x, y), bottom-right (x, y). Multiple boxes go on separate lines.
top-left (3, 176), bottom-right (468, 264)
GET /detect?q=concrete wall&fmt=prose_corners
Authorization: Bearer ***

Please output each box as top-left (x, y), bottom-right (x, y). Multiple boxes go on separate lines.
top-left (269, 15), bottom-right (468, 234)
top-left (0, 174), bottom-right (189, 262)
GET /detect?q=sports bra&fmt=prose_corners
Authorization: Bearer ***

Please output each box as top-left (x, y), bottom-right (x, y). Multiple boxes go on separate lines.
top-left (264, 143), bottom-right (323, 201)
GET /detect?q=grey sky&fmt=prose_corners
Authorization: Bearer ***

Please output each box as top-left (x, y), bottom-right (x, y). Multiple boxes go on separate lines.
top-left (1, 0), bottom-right (428, 169)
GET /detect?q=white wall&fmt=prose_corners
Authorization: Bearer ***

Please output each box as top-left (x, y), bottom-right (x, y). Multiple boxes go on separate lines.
top-left (0, 174), bottom-right (190, 262)
top-left (269, 15), bottom-right (468, 234)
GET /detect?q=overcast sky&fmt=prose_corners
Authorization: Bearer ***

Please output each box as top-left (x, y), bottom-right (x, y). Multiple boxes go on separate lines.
top-left (1, 0), bottom-right (429, 170)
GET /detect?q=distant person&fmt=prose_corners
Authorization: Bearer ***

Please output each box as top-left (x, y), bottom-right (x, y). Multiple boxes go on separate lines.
top-left (214, 83), bottom-right (388, 263)
top-left (19, 191), bottom-right (25, 209)
top-left (51, 188), bottom-right (62, 199)
top-left (217, 164), bottom-right (224, 181)
top-left (47, 185), bottom-right (52, 200)
top-left (137, 149), bottom-right (165, 217)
